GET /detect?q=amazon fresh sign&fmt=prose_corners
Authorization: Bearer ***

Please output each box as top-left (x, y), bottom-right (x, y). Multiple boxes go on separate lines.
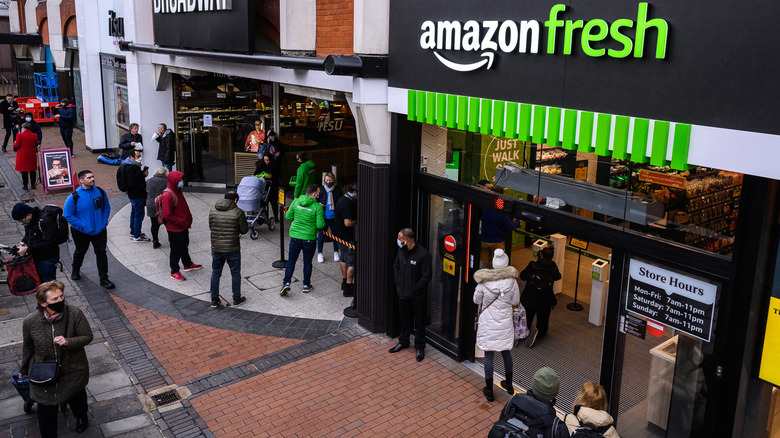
top-left (420, 2), bottom-right (667, 72)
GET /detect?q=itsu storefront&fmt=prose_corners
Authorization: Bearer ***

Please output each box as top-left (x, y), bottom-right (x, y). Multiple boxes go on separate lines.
top-left (387, 1), bottom-right (780, 436)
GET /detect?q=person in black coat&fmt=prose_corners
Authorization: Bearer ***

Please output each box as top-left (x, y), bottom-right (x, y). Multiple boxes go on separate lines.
top-left (118, 123), bottom-right (143, 160)
top-left (121, 150), bottom-right (149, 242)
top-left (20, 112), bottom-right (42, 145)
top-left (0, 94), bottom-right (19, 151)
top-left (12, 203), bottom-right (60, 282)
top-left (390, 228), bottom-right (433, 362)
top-left (520, 245), bottom-right (562, 348)
top-left (254, 153), bottom-right (280, 221)
top-left (55, 98), bottom-right (76, 155)
top-left (152, 123), bottom-right (175, 171)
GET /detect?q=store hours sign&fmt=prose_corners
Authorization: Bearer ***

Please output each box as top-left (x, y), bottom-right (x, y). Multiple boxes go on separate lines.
top-left (626, 259), bottom-right (717, 342)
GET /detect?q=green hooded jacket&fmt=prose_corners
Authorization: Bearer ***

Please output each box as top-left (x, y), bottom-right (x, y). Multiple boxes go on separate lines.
top-left (293, 159), bottom-right (316, 198)
top-left (286, 194), bottom-right (325, 240)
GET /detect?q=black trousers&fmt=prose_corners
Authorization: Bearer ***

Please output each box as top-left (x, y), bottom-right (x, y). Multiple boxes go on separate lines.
top-left (398, 294), bottom-right (428, 349)
top-left (526, 308), bottom-right (551, 337)
top-left (150, 216), bottom-right (161, 243)
top-left (168, 229), bottom-right (193, 273)
top-left (71, 228), bottom-right (109, 281)
top-left (3, 124), bottom-right (13, 148)
top-left (20, 170), bottom-right (35, 188)
top-left (37, 387), bottom-right (88, 438)
top-left (59, 126), bottom-right (73, 153)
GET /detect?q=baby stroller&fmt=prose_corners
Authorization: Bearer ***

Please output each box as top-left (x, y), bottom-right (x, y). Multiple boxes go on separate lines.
top-left (236, 176), bottom-right (276, 239)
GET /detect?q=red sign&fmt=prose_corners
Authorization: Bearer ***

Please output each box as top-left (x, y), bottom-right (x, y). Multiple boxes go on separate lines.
top-left (638, 169), bottom-right (686, 189)
top-left (646, 319), bottom-right (666, 337)
top-left (444, 235), bottom-right (457, 252)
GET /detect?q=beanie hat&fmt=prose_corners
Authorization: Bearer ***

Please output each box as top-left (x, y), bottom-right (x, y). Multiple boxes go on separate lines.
top-left (11, 203), bottom-right (34, 221)
top-left (531, 367), bottom-right (560, 401)
top-left (492, 248), bottom-right (509, 269)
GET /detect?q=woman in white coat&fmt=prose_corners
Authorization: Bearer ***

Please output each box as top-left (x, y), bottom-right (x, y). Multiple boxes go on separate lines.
top-left (474, 248), bottom-right (520, 402)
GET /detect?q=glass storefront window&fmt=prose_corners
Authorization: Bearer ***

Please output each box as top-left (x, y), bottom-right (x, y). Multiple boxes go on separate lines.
top-left (99, 54), bottom-right (127, 151)
top-left (419, 124), bottom-right (741, 257)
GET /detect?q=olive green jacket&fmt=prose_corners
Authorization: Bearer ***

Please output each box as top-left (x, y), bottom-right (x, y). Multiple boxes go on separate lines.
top-left (21, 305), bottom-right (93, 405)
top-left (208, 199), bottom-right (249, 253)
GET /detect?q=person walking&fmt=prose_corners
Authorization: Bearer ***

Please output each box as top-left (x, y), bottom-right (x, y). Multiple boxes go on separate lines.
top-left (474, 248), bottom-right (520, 402)
top-left (293, 152), bottom-right (316, 198)
top-left (118, 123), bottom-right (143, 160)
top-left (520, 245), bottom-right (562, 348)
top-left (0, 93), bottom-right (19, 151)
top-left (21, 280), bottom-right (93, 436)
top-left (317, 172), bottom-right (342, 263)
top-left (64, 170), bottom-right (114, 289)
top-left (12, 203), bottom-right (61, 282)
top-left (152, 123), bottom-right (175, 171)
top-left (564, 382), bottom-right (620, 438)
top-left (280, 184), bottom-right (324, 296)
top-left (493, 367), bottom-right (570, 438)
top-left (389, 228), bottom-right (432, 362)
top-left (161, 170), bottom-right (201, 281)
top-left (14, 122), bottom-right (38, 191)
top-left (333, 184), bottom-right (357, 297)
top-left (145, 167), bottom-right (169, 248)
top-left (55, 98), bottom-right (76, 156)
top-left (120, 149), bottom-right (150, 242)
top-left (209, 191), bottom-right (248, 308)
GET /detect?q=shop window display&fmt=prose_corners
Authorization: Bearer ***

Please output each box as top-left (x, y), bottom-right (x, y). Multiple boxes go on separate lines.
top-left (422, 126), bottom-right (741, 257)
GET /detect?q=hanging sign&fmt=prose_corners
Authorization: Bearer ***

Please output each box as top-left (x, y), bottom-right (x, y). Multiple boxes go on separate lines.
top-left (203, 114), bottom-right (213, 127)
top-left (759, 255), bottom-right (780, 386)
top-left (625, 258), bottom-right (717, 342)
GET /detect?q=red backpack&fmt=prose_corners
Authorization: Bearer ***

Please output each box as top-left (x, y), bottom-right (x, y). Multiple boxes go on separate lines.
top-left (154, 188), bottom-right (177, 225)
top-left (6, 254), bottom-right (41, 296)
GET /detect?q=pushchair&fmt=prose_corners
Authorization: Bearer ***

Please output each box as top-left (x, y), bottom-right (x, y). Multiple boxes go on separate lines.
top-left (236, 176), bottom-right (276, 239)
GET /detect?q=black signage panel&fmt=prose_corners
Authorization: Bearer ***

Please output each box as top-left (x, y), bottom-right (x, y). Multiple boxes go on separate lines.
top-left (389, 0), bottom-right (780, 136)
top-left (153, 2), bottom-right (253, 53)
top-left (620, 313), bottom-right (647, 340)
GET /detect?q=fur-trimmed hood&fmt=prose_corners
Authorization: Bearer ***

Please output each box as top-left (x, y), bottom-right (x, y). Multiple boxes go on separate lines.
top-left (474, 266), bottom-right (518, 283)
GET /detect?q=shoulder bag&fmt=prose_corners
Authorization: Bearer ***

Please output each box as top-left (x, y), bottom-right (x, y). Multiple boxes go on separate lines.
top-left (29, 306), bottom-right (69, 384)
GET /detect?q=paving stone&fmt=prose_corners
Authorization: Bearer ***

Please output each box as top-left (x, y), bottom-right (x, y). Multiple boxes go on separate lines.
top-left (99, 414), bottom-right (155, 437)
top-left (86, 369), bottom-right (133, 397)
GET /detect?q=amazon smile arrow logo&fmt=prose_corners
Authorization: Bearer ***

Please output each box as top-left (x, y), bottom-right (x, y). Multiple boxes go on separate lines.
top-left (433, 51), bottom-right (495, 72)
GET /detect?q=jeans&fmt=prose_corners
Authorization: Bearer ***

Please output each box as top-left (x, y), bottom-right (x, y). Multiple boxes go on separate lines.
top-left (37, 387), bottom-right (88, 438)
top-left (398, 294), bottom-right (428, 349)
top-left (35, 257), bottom-right (59, 282)
top-left (162, 162), bottom-right (172, 171)
top-left (283, 238), bottom-right (316, 286)
top-left (60, 126), bottom-right (74, 154)
top-left (316, 217), bottom-right (339, 254)
top-left (210, 251), bottom-right (241, 301)
top-left (129, 198), bottom-right (145, 238)
top-left (150, 216), bottom-right (161, 243)
top-left (168, 230), bottom-right (193, 273)
top-left (71, 228), bottom-right (109, 281)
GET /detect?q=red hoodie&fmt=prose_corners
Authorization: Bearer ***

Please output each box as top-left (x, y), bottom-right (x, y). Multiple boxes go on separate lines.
top-left (162, 171), bottom-right (193, 232)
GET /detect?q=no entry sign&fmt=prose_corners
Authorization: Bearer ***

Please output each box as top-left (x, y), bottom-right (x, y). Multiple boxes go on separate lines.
top-left (444, 235), bottom-right (457, 252)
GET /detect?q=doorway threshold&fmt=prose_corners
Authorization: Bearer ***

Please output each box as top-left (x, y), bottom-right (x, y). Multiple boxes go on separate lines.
top-left (188, 182), bottom-right (227, 189)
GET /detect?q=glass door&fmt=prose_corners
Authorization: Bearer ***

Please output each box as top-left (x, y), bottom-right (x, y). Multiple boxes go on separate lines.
top-left (424, 194), bottom-right (475, 359)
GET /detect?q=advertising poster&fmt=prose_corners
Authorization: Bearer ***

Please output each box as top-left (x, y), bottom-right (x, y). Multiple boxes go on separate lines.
top-left (759, 251), bottom-right (780, 386)
top-left (115, 84), bottom-right (129, 130)
top-left (41, 149), bottom-right (73, 191)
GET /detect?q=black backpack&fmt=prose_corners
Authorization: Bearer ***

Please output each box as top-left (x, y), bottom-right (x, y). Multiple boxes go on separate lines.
top-left (527, 268), bottom-right (554, 293)
top-left (39, 205), bottom-right (69, 244)
top-left (489, 398), bottom-right (561, 438)
top-left (116, 164), bottom-right (129, 192)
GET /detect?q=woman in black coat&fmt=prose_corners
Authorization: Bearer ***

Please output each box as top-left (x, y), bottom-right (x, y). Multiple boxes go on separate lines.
top-left (519, 245), bottom-right (561, 348)
top-left (254, 153), bottom-right (280, 220)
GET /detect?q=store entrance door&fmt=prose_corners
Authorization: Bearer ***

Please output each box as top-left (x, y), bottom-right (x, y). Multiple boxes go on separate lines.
top-left (423, 194), bottom-right (477, 359)
top-left (180, 114), bottom-right (230, 187)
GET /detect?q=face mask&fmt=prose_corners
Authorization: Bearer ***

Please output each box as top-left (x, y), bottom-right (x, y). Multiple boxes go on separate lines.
top-left (47, 300), bottom-right (65, 313)
top-left (24, 117), bottom-right (31, 122)
top-left (177, 181), bottom-right (184, 189)
top-left (134, 158), bottom-right (143, 165)
top-left (325, 181), bottom-right (334, 188)
top-left (397, 239), bottom-right (405, 248)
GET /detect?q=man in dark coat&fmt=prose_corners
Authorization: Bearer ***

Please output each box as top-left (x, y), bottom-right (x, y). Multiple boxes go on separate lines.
top-left (118, 122), bottom-right (143, 159)
top-left (153, 123), bottom-right (175, 171)
top-left (520, 245), bottom-right (562, 348)
top-left (55, 98), bottom-right (76, 155)
top-left (0, 93), bottom-right (19, 151)
top-left (120, 149), bottom-right (149, 242)
top-left (208, 191), bottom-right (248, 308)
top-left (12, 203), bottom-right (60, 282)
top-left (390, 228), bottom-right (432, 362)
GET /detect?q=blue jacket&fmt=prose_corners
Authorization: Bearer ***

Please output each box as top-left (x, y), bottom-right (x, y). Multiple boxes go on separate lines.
top-left (57, 105), bottom-right (76, 129)
top-left (481, 209), bottom-right (519, 243)
top-left (64, 186), bottom-right (110, 235)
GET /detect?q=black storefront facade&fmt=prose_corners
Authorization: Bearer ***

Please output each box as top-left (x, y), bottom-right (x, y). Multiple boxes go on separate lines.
top-left (385, 0), bottom-right (780, 436)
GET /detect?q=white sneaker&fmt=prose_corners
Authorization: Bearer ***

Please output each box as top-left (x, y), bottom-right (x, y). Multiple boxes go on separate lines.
top-left (334, 252), bottom-right (340, 262)
top-left (317, 253), bottom-right (325, 263)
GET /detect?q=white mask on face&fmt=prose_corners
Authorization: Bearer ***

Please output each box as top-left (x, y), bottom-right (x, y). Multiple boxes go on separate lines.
top-left (397, 239), bottom-right (405, 248)
top-left (24, 117), bottom-right (31, 122)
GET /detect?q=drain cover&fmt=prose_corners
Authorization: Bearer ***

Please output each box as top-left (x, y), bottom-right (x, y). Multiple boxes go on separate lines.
top-left (152, 390), bottom-right (181, 407)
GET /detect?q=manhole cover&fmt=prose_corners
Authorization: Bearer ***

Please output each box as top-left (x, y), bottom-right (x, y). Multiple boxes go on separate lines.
top-left (152, 390), bottom-right (181, 407)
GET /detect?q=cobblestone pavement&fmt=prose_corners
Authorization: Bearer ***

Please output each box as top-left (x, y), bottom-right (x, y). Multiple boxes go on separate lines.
top-left (0, 126), bottom-right (512, 437)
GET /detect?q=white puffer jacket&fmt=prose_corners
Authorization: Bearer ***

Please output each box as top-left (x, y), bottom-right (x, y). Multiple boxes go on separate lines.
top-left (564, 406), bottom-right (620, 438)
top-left (474, 266), bottom-right (520, 352)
